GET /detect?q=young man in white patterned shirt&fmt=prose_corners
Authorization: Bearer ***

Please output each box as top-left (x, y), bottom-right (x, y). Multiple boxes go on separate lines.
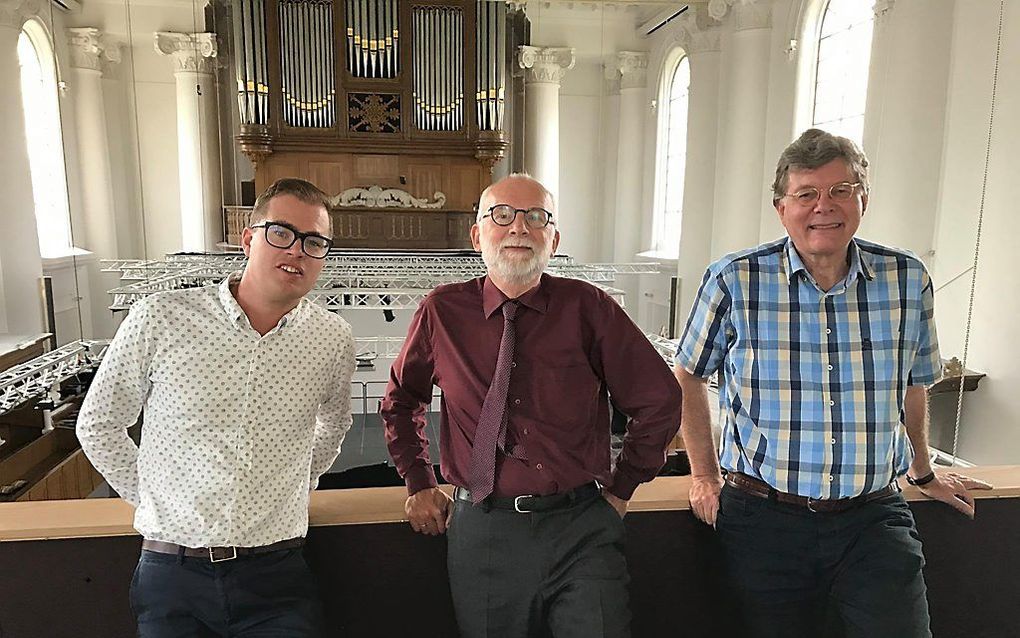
top-left (78, 178), bottom-right (356, 637)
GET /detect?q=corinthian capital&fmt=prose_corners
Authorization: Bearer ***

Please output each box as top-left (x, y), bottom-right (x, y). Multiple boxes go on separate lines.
top-left (616, 51), bottom-right (648, 90)
top-left (0, 0), bottom-right (40, 29)
top-left (67, 28), bottom-right (120, 73)
top-left (678, 5), bottom-right (722, 55)
top-left (517, 46), bottom-right (575, 84)
top-left (706, 0), bottom-right (771, 31)
top-left (155, 32), bottom-right (218, 74)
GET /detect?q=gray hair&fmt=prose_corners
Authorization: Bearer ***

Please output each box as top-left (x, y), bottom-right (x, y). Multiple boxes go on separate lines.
top-left (250, 178), bottom-right (333, 234)
top-left (771, 129), bottom-right (870, 204)
top-left (476, 172), bottom-right (557, 222)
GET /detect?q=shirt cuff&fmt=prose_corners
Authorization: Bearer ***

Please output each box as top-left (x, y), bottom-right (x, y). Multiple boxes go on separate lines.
top-left (607, 471), bottom-right (641, 501)
top-left (405, 464), bottom-right (439, 495)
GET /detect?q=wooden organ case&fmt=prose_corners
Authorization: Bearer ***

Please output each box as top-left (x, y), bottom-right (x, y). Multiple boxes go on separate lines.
top-left (227, 0), bottom-right (521, 249)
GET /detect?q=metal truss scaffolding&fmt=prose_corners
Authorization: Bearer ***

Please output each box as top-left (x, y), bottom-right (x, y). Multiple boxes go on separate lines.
top-left (103, 252), bottom-right (662, 311)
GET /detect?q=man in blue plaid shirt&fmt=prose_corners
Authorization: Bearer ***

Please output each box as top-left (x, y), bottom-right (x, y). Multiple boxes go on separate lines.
top-left (674, 129), bottom-right (991, 637)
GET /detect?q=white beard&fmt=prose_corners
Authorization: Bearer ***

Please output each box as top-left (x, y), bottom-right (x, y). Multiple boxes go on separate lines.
top-left (482, 240), bottom-right (551, 287)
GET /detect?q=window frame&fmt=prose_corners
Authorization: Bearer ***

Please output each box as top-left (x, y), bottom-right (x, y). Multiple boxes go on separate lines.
top-left (650, 47), bottom-right (690, 258)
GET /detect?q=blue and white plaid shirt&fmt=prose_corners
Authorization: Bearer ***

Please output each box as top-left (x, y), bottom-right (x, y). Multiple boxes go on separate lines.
top-left (676, 237), bottom-right (941, 499)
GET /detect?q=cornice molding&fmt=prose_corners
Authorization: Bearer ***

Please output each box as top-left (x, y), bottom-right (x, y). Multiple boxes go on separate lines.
top-left (0, 0), bottom-right (40, 30)
top-left (154, 31), bottom-right (217, 74)
top-left (517, 45), bottom-right (575, 84)
top-left (616, 51), bottom-right (648, 90)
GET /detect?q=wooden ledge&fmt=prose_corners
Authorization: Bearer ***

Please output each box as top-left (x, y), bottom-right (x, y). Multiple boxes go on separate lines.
top-left (1, 465), bottom-right (1017, 543)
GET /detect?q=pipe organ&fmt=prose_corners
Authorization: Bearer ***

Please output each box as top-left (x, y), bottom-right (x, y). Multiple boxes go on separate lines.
top-left (229, 0), bottom-right (520, 250)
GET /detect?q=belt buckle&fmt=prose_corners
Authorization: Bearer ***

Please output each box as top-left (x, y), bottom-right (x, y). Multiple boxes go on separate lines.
top-left (514, 495), bottom-right (536, 513)
top-left (209, 547), bottom-right (237, 563)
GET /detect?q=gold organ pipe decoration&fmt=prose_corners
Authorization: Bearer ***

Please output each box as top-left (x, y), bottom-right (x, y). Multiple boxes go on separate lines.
top-left (345, 0), bottom-right (398, 79)
top-left (234, 0), bottom-right (269, 125)
top-left (475, 0), bottom-right (505, 132)
top-left (279, 0), bottom-right (336, 128)
top-left (412, 5), bottom-right (464, 132)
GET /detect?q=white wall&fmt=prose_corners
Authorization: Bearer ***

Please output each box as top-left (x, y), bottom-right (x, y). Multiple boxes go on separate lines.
top-left (929, 0), bottom-right (1020, 463)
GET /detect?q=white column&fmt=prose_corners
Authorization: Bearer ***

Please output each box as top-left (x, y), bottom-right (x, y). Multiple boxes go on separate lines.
top-left (599, 62), bottom-right (621, 261)
top-left (67, 28), bottom-right (119, 259)
top-left (708, 0), bottom-right (772, 258)
top-left (67, 28), bottom-right (122, 338)
top-left (155, 32), bottom-right (222, 252)
top-left (517, 45), bottom-right (574, 201)
top-left (0, 0), bottom-right (44, 335)
top-left (613, 51), bottom-right (648, 262)
top-left (859, 0), bottom-right (953, 262)
top-left (676, 12), bottom-right (723, 323)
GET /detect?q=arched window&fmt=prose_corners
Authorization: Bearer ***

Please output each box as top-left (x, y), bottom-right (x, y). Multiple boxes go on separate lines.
top-left (811, 0), bottom-right (874, 145)
top-left (18, 20), bottom-right (73, 257)
top-left (653, 53), bottom-right (689, 257)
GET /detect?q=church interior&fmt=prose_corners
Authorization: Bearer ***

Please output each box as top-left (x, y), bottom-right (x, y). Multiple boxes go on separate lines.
top-left (0, 0), bottom-right (1018, 636)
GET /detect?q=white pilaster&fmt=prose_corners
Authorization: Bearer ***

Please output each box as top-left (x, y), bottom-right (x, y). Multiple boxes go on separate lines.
top-left (599, 60), bottom-right (621, 261)
top-left (0, 0), bottom-right (44, 335)
top-left (517, 45), bottom-right (574, 202)
top-left (67, 28), bottom-right (119, 260)
top-left (155, 32), bottom-right (222, 252)
top-left (676, 9), bottom-right (723, 322)
top-left (613, 51), bottom-right (648, 262)
top-left (710, 0), bottom-right (773, 259)
top-left (859, 0), bottom-right (951, 262)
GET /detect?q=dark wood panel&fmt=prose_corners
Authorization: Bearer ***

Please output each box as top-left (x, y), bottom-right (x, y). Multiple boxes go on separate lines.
top-left (1, 499), bottom-right (1018, 637)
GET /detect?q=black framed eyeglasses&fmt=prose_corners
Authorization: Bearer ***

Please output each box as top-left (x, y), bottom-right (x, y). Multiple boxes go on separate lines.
top-left (783, 182), bottom-right (862, 206)
top-left (251, 222), bottom-right (333, 259)
top-left (481, 204), bottom-right (554, 229)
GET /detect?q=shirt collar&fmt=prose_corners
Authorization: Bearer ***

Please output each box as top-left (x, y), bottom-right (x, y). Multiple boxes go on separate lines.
top-left (218, 271), bottom-right (307, 333)
top-left (783, 238), bottom-right (875, 288)
top-left (482, 273), bottom-right (551, 319)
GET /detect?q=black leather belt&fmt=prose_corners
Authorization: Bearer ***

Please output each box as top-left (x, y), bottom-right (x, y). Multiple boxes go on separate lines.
top-left (454, 482), bottom-right (601, 513)
top-left (725, 472), bottom-right (899, 513)
top-left (141, 537), bottom-right (304, 563)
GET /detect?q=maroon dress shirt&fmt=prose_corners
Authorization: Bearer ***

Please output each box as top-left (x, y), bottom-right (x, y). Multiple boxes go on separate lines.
top-left (381, 274), bottom-right (683, 500)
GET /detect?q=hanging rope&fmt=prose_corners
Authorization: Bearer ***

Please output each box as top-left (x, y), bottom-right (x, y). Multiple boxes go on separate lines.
top-left (951, 0), bottom-right (1004, 464)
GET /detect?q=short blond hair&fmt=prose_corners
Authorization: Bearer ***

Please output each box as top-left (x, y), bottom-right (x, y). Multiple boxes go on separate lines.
top-left (250, 178), bottom-right (333, 234)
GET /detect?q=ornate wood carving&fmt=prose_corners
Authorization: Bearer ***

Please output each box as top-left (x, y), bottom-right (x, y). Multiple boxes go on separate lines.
top-left (348, 93), bottom-right (401, 133)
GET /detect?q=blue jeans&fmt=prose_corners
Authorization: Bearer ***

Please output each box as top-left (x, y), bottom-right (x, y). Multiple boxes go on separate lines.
top-left (716, 484), bottom-right (932, 638)
top-left (129, 547), bottom-right (324, 637)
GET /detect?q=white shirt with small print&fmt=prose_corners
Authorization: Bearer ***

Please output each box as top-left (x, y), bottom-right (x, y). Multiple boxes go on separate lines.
top-left (77, 273), bottom-right (356, 548)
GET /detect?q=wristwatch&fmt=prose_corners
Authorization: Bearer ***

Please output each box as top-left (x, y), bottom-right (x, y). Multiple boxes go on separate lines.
top-left (905, 471), bottom-right (936, 486)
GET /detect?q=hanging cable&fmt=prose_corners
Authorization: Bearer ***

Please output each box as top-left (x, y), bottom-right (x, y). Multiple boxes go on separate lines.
top-left (951, 0), bottom-right (1005, 465)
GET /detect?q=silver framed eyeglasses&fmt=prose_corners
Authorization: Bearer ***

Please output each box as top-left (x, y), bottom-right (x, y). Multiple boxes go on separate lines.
top-left (481, 204), bottom-right (554, 229)
top-left (251, 222), bottom-right (333, 259)
top-left (784, 182), bottom-right (862, 206)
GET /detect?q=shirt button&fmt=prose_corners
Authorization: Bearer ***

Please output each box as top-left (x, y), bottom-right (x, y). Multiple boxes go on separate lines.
top-left (831, 438), bottom-right (836, 444)
top-left (828, 475), bottom-right (834, 481)
top-left (514, 398), bottom-right (521, 405)
top-left (826, 328), bottom-right (832, 334)
top-left (829, 400), bottom-right (835, 406)
top-left (536, 463), bottom-right (544, 471)
top-left (827, 365), bottom-right (834, 371)
top-left (523, 428), bottom-right (529, 435)
top-left (511, 362), bottom-right (517, 368)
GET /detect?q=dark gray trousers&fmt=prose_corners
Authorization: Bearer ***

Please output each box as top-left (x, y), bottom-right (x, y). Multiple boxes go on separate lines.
top-left (446, 493), bottom-right (631, 638)
top-left (716, 484), bottom-right (932, 638)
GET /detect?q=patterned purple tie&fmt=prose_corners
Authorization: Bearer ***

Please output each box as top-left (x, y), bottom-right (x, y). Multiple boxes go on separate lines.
top-left (468, 300), bottom-right (523, 504)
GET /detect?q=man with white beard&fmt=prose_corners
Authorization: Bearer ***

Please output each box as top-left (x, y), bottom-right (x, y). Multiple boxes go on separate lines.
top-left (381, 173), bottom-right (682, 638)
